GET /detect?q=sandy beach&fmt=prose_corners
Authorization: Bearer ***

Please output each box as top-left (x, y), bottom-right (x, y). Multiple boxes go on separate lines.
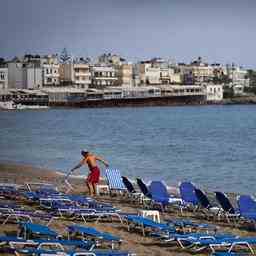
top-left (0, 162), bottom-right (255, 256)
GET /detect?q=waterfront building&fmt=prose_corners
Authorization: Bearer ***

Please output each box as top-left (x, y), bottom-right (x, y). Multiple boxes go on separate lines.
top-left (226, 64), bottom-right (249, 87)
top-left (203, 84), bottom-right (223, 101)
top-left (86, 88), bottom-right (104, 100)
top-left (41, 55), bottom-right (60, 86)
top-left (41, 87), bottom-right (86, 103)
top-left (122, 86), bottom-right (161, 98)
top-left (160, 85), bottom-right (205, 97)
top-left (22, 63), bottom-right (43, 89)
top-left (7, 61), bottom-right (24, 89)
top-left (178, 57), bottom-right (214, 84)
top-left (0, 66), bottom-right (8, 89)
top-left (0, 89), bottom-right (48, 105)
top-left (90, 65), bottom-right (118, 89)
top-left (8, 56), bottom-right (43, 89)
top-left (116, 63), bottom-right (133, 87)
top-left (59, 62), bottom-right (91, 89)
top-left (139, 62), bottom-right (161, 85)
top-left (103, 87), bottom-right (123, 99)
top-left (160, 67), bottom-right (182, 84)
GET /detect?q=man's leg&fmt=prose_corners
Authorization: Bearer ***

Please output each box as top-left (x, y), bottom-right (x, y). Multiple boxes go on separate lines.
top-left (92, 183), bottom-right (97, 196)
top-left (86, 179), bottom-right (93, 196)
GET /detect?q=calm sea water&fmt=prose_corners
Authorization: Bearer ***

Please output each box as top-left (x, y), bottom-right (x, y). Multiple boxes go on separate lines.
top-left (0, 105), bottom-right (256, 194)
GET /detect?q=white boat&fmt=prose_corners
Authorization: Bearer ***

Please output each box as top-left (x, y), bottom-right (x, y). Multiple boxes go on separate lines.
top-left (0, 101), bottom-right (49, 110)
top-left (0, 101), bottom-right (18, 110)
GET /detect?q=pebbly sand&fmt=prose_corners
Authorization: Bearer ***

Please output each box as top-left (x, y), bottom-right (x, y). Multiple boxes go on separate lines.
top-left (0, 162), bottom-right (255, 256)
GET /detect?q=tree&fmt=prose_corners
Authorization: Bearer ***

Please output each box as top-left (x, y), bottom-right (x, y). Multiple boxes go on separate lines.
top-left (0, 58), bottom-right (5, 64)
top-left (60, 48), bottom-right (71, 63)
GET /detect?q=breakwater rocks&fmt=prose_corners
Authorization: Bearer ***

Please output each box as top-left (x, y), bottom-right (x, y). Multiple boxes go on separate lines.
top-left (223, 96), bottom-right (256, 105)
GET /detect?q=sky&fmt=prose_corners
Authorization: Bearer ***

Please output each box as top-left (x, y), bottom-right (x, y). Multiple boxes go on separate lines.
top-left (0, 0), bottom-right (256, 67)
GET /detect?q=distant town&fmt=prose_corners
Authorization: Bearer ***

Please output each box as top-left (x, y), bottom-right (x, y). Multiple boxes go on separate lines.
top-left (1, 49), bottom-right (256, 108)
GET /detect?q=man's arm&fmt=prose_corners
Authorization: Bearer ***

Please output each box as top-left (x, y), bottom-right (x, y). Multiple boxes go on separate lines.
top-left (70, 160), bottom-right (83, 173)
top-left (95, 156), bottom-right (109, 167)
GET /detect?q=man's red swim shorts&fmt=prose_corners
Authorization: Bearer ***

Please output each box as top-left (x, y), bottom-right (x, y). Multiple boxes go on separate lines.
top-left (87, 166), bottom-right (100, 184)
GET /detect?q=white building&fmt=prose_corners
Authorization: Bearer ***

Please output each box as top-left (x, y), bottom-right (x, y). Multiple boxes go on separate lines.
top-left (0, 67), bottom-right (8, 89)
top-left (59, 63), bottom-right (91, 89)
top-left (42, 64), bottom-right (59, 86)
top-left (8, 62), bottom-right (24, 89)
top-left (23, 64), bottom-right (43, 89)
top-left (139, 63), bottom-right (161, 85)
top-left (227, 65), bottom-right (249, 87)
top-left (204, 84), bottom-right (223, 102)
top-left (90, 65), bottom-right (118, 88)
top-left (41, 55), bottom-right (60, 86)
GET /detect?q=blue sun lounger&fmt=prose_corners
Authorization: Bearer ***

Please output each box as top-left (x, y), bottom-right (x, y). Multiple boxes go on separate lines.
top-left (237, 195), bottom-right (256, 222)
top-left (165, 218), bottom-right (216, 233)
top-left (121, 176), bottom-right (143, 203)
top-left (179, 181), bottom-right (199, 209)
top-left (212, 252), bottom-right (252, 256)
top-left (17, 249), bottom-right (135, 256)
top-left (105, 169), bottom-right (127, 194)
top-left (148, 181), bottom-right (183, 211)
top-left (176, 234), bottom-right (256, 253)
top-left (215, 191), bottom-right (240, 223)
top-left (68, 225), bottom-right (122, 249)
top-left (124, 215), bottom-right (176, 236)
top-left (0, 222), bottom-right (95, 253)
top-left (194, 188), bottom-right (220, 217)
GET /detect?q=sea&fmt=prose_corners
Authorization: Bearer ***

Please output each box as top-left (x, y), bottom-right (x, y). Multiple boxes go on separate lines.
top-left (0, 105), bottom-right (256, 194)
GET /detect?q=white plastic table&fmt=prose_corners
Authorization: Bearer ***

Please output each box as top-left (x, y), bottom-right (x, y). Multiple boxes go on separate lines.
top-left (139, 209), bottom-right (160, 223)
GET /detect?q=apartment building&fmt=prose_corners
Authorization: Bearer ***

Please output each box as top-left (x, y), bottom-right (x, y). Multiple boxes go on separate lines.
top-left (59, 63), bottom-right (91, 89)
top-left (23, 63), bottom-right (43, 89)
top-left (139, 63), bottom-right (161, 85)
top-left (8, 61), bottom-right (24, 89)
top-left (226, 65), bottom-right (249, 86)
top-left (116, 63), bottom-right (133, 87)
top-left (41, 55), bottom-right (60, 86)
top-left (90, 65), bottom-right (118, 89)
top-left (204, 84), bottom-right (223, 101)
top-left (0, 66), bottom-right (8, 89)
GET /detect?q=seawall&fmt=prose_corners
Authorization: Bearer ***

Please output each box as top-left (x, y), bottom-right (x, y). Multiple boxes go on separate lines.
top-left (50, 95), bottom-right (205, 108)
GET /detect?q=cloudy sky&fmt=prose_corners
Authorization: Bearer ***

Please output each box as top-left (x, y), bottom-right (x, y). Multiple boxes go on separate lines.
top-left (0, 0), bottom-right (255, 67)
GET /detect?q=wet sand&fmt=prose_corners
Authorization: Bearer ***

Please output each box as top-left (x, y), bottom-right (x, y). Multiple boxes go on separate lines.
top-left (0, 162), bottom-right (255, 256)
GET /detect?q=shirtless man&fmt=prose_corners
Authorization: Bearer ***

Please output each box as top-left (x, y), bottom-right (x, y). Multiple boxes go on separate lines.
top-left (70, 150), bottom-right (109, 196)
